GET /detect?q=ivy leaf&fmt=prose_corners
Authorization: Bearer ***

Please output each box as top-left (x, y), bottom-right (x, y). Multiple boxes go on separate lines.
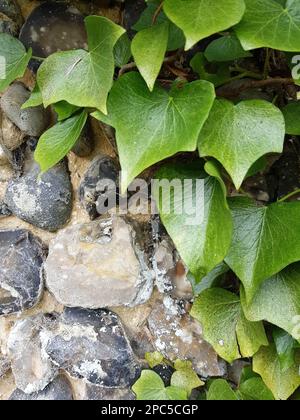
top-left (163, 0), bottom-right (246, 50)
top-left (235, 0), bottom-right (300, 51)
top-left (227, 197), bottom-right (300, 303)
top-left (153, 161), bottom-right (232, 282)
top-left (240, 263), bottom-right (300, 339)
top-left (21, 83), bottom-right (43, 109)
top-left (53, 102), bottom-right (81, 122)
top-left (253, 345), bottom-right (300, 400)
top-left (133, 2), bottom-right (185, 51)
top-left (131, 22), bottom-right (169, 91)
top-left (94, 72), bottom-right (215, 192)
top-left (207, 379), bottom-right (239, 401)
top-left (190, 52), bottom-right (231, 87)
top-left (0, 33), bottom-right (32, 92)
top-left (273, 328), bottom-right (297, 373)
top-left (191, 288), bottom-right (268, 363)
top-left (189, 262), bottom-right (230, 296)
top-left (198, 99), bottom-right (285, 189)
top-left (238, 377), bottom-right (275, 400)
top-left (35, 110), bottom-right (87, 172)
top-left (282, 102), bottom-right (300, 135)
top-left (205, 34), bottom-right (252, 62)
top-left (37, 16), bottom-right (125, 114)
top-left (132, 370), bottom-right (188, 400)
top-left (145, 352), bottom-right (165, 369)
top-left (114, 33), bottom-right (132, 68)
top-left (171, 360), bottom-right (204, 397)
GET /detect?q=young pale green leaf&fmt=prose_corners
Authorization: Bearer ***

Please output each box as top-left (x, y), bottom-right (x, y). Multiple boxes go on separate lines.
top-left (163, 0), bottom-right (246, 50)
top-left (253, 345), bottom-right (300, 400)
top-left (0, 33), bottom-right (32, 92)
top-left (205, 34), bottom-right (251, 62)
top-left (198, 99), bottom-right (285, 189)
top-left (132, 370), bottom-right (188, 400)
top-left (171, 360), bottom-right (204, 396)
top-left (114, 33), bottom-right (132, 68)
top-left (145, 352), bottom-right (165, 369)
top-left (207, 379), bottom-right (239, 401)
top-left (131, 22), bottom-right (169, 91)
top-left (94, 72), bottom-right (215, 192)
top-left (238, 377), bottom-right (275, 400)
top-left (273, 328), bottom-right (297, 373)
top-left (282, 102), bottom-right (300, 135)
top-left (53, 102), bottom-right (81, 122)
top-left (235, 0), bottom-right (300, 51)
top-left (21, 83), bottom-right (43, 109)
top-left (191, 288), bottom-right (268, 363)
top-left (34, 110), bottom-right (87, 172)
top-left (133, 2), bottom-right (185, 51)
top-left (37, 16), bottom-right (125, 114)
top-left (153, 162), bottom-right (232, 282)
top-left (240, 263), bottom-right (300, 339)
top-left (227, 197), bottom-right (300, 303)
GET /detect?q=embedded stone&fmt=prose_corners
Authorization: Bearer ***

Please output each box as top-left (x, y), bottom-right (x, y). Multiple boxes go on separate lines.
top-left (9, 375), bottom-right (73, 400)
top-left (0, 229), bottom-right (46, 315)
top-left (45, 216), bottom-right (153, 308)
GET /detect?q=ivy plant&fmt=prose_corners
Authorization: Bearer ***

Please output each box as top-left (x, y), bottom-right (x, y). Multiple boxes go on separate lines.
top-left (1, 0), bottom-right (300, 400)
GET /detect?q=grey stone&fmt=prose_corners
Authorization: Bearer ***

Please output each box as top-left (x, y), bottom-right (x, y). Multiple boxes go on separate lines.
top-left (84, 384), bottom-right (135, 401)
top-left (42, 308), bottom-right (141, 388)
top-left (148, 299), bottom-right (226, 378)
top-left (0, 229), bottom-right (46, 315)
top-left (19, 2), bottom-right (87, 72)
top-left (45, 216), bottom-right (153, 308)
top-left (79, 155), bottom-right (119, 220)
top-left (9, 375), bottom-right (73, 400)
top-left (5, 159), bottom-right (73, 231)
top-left (0, 355), bottom-right (10, 378)
top-left (7, 314), bottom-right (58, 394)
top-left (0, 83), bottom-right (49, 137)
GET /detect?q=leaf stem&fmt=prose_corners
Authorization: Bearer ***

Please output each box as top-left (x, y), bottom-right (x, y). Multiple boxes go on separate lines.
top-left (32, 55), bottom-right (45, 61)
top-left (152, 2), bottom-right (164, 25)
top-left (277, 189), bottom-right (300, 203)
top-left (263, 48), bottom-right (271, 79)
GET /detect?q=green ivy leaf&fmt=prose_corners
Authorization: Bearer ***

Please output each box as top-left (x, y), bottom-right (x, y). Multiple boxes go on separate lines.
top-left (227, 197), bottom-right (300, 303)
top-left (282, 102), bottom-right (300, 135)
top-left (253, 345), bottom-right (300, 400)
top-left (238, 377), bottom-right (275, 400)
top-left (145, 352), bottom-right (165, 369)
top-left (191, 288), bottom-right (268, 363)
top-left (273, 328), bottom-right (297, 373)
top-left (132, 370), bottom-right (188, 400)
top-left (133, 2), bottom-right (185, 51)
top-left (94, 73), bottom-right (215, 192)
top-left (198, 99), bottom-right (285, 189)
top-left (205, 34), bottom-right (252, 62)
top-left (0, 33), bottom-right (32, 92)
top-left (190, 53), bottom-right (231, 87)
top-left (114, 33), bottom-right (132, 68)
top-left (53, 102), bottom-right (81, 122)
top-left (21, 83), bottom-right (43, 109)
top-left (131, 22), bottom-right (169, 91)
top-left (189, 262), bottom-right (230, 296)
top-left (235, 0), bottom-right (300, 51)
top-left (207, 379), bottom-right (239, 400)
top-left (35, 110), bottom-right (87, 172)
top-left (153, 161), bottom-right (232, 282)
top-left (37, 16), bottom-right (125, 114)
top-left (171, 360), bottom-right (204, 397)
top-left (240, 263), bottom-right (300, 338)
top-left (163, 0), bottom-right (246, 50)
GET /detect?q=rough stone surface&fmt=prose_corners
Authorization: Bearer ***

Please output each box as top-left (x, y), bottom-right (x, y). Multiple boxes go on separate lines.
top-left (9, 375), bottom-right (73, 400)
top-left (5, 158), bottom-right (73, 232)
top-left (19, 2), bottom-right (87, 71)
top-left (0, 229), bottom-right (46, 315)
top-left (42, 308), bottom-right (141, 388)
top-left (0, 0), bottom-right (22, 26)
top-left (79, 155), bottom-right (119, 220)
top-left (0, 111), bottom-right (25, 151)
top-left (7, 314), bottom-right (58, 394)
top-left (0, 11), bottom-right (18, 35)
top-left (0, 83), bottom-right (49, 137)
top-left (0, 355), bottom-right (10, 378)
top-left (45, 216), bottom-right (153, 308)
top-left (84, 384), bottom-right (135, 401)
top-left (148, 299), bottom-right (226, 378)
